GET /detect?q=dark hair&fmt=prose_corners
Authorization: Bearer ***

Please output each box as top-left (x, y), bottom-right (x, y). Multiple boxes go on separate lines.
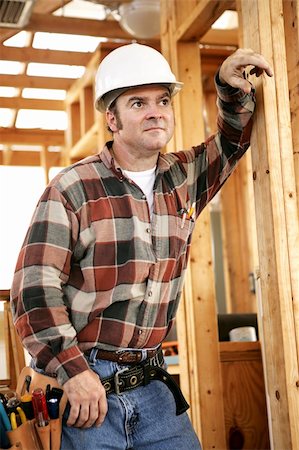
top-left (107, 99), bottom-right (122, 133)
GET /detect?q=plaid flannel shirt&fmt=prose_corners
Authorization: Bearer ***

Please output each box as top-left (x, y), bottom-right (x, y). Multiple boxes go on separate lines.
top-left (11, 80), bottom-right (255, 384)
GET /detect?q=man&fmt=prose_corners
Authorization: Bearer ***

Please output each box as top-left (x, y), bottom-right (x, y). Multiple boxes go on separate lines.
top-left (10, 43), bottom-right (272, 449)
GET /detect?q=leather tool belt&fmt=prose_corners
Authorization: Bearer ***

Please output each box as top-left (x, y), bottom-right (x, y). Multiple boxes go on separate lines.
top-left (98, 348), bottom-right (189, 416)
top-left (90, 346), bottom-right (161, 364)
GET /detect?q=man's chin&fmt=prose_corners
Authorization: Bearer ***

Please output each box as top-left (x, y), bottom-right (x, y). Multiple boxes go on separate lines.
top-left (143, 136), bottom-right (171, 151)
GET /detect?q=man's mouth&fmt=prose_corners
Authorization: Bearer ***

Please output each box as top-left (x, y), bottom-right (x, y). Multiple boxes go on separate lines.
top-left (143, 127), bottom-right (164, 131)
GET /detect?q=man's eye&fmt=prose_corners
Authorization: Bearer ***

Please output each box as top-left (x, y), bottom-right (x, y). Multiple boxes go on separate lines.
top-left (161, 98), bottom-right (170, 106)
top-left (132, 101), bottom-right (143, 108)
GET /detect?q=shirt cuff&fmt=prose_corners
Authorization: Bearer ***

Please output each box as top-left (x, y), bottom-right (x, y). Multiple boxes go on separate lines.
top-left (45, 345), bottom-right (90, 385)
top-left (214, 69), bottom-right (254, 103)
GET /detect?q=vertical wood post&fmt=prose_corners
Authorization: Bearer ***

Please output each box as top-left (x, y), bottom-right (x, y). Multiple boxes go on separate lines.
top-left (177, 39), bottom-right (226, 450)
top-left (160, 1), bottom-right (227, 439)
top-left (240, 0), bottom-right (299, 447)
top-left (283, 0), bottom-right (299, 210)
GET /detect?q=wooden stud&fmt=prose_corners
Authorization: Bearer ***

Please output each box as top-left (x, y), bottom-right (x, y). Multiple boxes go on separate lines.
top-left (283, 0), bottom-right (299, 212)
top-left (80, 86), bottom-right (94, 137)
top-left (70, 123), bottom-right (98, 160)
top-left (221, 155), bottom-right (258, 313)
top-left (64, 101), bottom-right (80, 162)
top-left (175, 0), bottom-right (235, 42)
top-left (2, 147), bottom-right (13, 165)
top-left (176, 38), bottom-right (226, 449)
top-left (240, 0), bottom-right (299, 447)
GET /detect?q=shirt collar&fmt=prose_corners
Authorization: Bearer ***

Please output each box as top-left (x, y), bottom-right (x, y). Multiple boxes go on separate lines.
top-left (99, 141), bottom-right (172, 176)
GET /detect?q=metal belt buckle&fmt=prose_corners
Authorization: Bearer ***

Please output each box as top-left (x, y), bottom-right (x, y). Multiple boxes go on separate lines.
top-left (114, 367), bottom-right (129, 395)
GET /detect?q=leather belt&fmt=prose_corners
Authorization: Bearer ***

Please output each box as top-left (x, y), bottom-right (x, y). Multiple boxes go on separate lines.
top-left (100, 350), bottom-right (189, 416)
top-left (91, 346), bottom-right (161, 364)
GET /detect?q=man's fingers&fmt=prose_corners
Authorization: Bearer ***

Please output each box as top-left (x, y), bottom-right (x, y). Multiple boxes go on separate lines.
top-left (80, 401), bottom-right (99, 428)
top-left (66, 403), bottom-right (80, 427)
top-left (249, 66), bottom-right (273, 78)
top-left (234, 50), bottom-right (273, 77)
top-left (74, 402), bottom-right (90, 428)
top-left (219, 48), bottom-right (273, 90)
top-left (95, 396), bottom-right (108, 427)
top-left (63, 369), bottom-right (108, 429)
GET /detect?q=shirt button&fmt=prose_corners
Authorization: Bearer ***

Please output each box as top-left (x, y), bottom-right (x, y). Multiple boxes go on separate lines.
top-left (146, 227), bottom-right (151, 233)
top-left (148, 291), bottom-right (153, 297)
top-left (142, 195), bottom-right (146, 200)
top-left (138, 330), bottom-right (143, 335)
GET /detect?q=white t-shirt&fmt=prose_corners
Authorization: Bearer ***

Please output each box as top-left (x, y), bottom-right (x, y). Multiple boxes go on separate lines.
top-left (123, 167), bottom-right (156, 220)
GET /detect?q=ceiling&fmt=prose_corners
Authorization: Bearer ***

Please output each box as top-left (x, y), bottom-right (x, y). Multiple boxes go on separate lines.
top-left (0, 0), bottom-right (238, 167)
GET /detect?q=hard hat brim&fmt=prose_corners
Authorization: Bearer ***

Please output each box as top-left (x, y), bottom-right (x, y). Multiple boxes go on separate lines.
top-left (95, 81), bottom-right (183, 113)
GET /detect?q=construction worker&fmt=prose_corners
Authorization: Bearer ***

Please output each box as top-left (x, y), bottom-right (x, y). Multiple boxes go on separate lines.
top-left (11, 43), bottom-right (272, 449)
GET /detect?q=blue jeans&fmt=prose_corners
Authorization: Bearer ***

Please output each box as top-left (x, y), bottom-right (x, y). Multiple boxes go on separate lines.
top-left (61, 350), bottom-right (201, 450)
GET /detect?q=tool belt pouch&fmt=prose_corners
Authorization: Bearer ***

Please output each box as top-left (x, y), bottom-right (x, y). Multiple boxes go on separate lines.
top-left (4, 367), bottom-right (66, 450)
top-left (7, 420), bottom-right (44, 450)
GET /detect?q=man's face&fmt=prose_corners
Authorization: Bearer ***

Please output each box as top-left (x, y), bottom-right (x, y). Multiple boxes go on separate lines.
top-left (106, 85), bottom-right (175, 155)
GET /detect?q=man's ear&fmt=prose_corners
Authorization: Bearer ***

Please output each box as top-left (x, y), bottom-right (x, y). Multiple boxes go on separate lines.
top-left (106, 110), bottom-right (118, 132)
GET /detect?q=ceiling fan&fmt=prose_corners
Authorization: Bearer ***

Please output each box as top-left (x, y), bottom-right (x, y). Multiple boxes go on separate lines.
top-left (85, 0), bottom-right (161, 39)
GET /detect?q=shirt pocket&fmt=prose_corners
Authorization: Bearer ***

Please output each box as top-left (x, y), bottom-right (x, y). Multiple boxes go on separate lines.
top-left (174, 215), bottom-right (196, 259)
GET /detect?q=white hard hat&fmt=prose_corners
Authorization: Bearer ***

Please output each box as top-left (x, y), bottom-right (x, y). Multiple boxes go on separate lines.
top-left (95, 43), bottom-right (183, 112)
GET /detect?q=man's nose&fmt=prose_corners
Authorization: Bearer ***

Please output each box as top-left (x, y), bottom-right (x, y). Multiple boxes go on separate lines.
top-left (146, 103), bottom-right (162, 119)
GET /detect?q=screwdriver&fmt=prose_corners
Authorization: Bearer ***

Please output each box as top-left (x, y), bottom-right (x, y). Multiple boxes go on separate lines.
top-left (32, 388), bottom-right (49, 427)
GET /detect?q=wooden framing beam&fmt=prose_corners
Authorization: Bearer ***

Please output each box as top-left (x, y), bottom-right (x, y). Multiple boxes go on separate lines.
top-left (2, 148), bottom-right (13, 165)
top-left (0, 74), bottom-right (73, 90)
top-left (201, 28), bottom-right (238, 47)
top-left (0, 46), bottom-right (91, 66)
top-left (240, 0), bottom-right (299, 448)
top-left (221, 153), bottom-right (258, 312)
top-left (177, 39), bottom-right (226, 449)
top-left (0, 150), bottom-right (62, 166)
top-left (80, 85), bottom-right (94, 136)
top-left (283, 0), bottom-right (299, 211)
top-left (1, 13), bottom-right (131, 40)
top-left (0, 97), bottom-right (64, 110)
top-left (66, 50), bottom-right (101, 105)
top-left (70, 122), bottom-right (98, 160)
top-left (160, 2), bottom-right (227, 447)
top-left (0, 128), bottom-right (64, 145)
top-left (175, 0), bottom-right (236, 42)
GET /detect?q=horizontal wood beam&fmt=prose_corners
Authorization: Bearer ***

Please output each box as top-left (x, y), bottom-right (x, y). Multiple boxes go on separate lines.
top-left (0, 128), bottom-right (64, 145)
top-left (0, 13), bottom-right (131, 40)
top-left (201, 28), bottom-right (238, 47)
top-left (0, 46), bottom-right (91, 66)
top-left (176, 0), bottom-right (236, 42)
top-left (0, 74), bottom-right (73, 90)
top-left (0, 149), bottom-right (62, 166)
top-left (0, 97), bottom-right (64, 110)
